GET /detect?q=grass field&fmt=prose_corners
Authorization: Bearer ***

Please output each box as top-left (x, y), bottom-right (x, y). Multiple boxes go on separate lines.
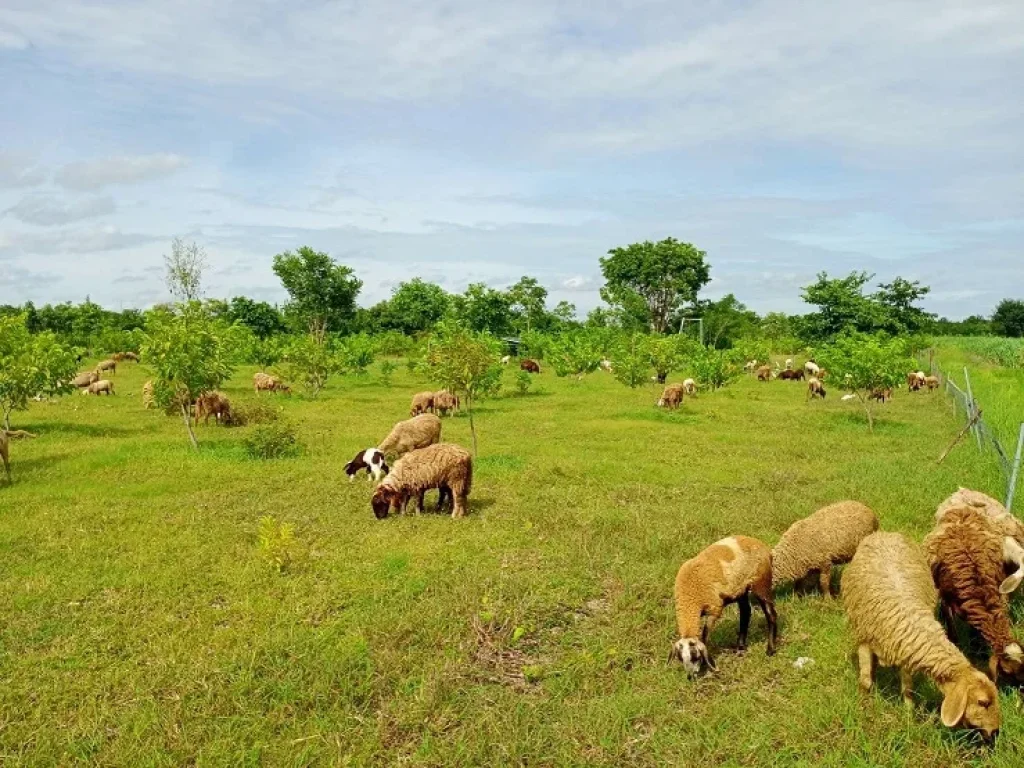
top-left (1, 361), bottom-right (1021, 766)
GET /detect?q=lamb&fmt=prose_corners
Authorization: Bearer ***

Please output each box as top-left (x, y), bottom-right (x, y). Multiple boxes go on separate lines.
top-left (924, 375), bottom-right (940, 391)
top-left (410, 391), bottom-right (435, 416)
top-left (807, 377), bottom-right (826, 400)
top-left (345, 413), bottom-right (443, 482)
top-left (142, 380), bottom-right (154, 409)
top-left (254, 372), bottom-right (291, 394)
top-left (370, 443), bottom-right (472, 519)
top-left (195, 391), bottom-right (232, 425)
top-left (924, 506), bottom-right (1024, 683)
top-left (682, 378), bottom-right (697, 396)
top-left (842, 532), bottom-right (1001, 741)
top-left (82, 379), bottom-right (115, 396)
top-left (756, 365), bottom-right (772, 381)
top-left (433, 390), bottom-right (460, 416)
top-left (72, 371), bottom-right (99, 389)
top-left (772, 501), bottom-right (879, 597)
top-left (804, 360), bottom-right (820, 378)
top-left (520, 359), bottom-right (541, 374)
top-left (95, 359), bottom-right (117, 376)
top-left (669, 535), bottom-right (778, 674)
top-left (657, 383), bottom-right (684, 409)
top-left (500, 355), bottom-right (511, 365)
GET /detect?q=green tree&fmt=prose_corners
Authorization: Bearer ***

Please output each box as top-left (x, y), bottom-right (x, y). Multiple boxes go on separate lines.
top-left (550, 300), bottom-right (578, 330)
top-left (694, 293), bottom-right (759, 349)
top-left (613, 335), bottom-right (653, 388)
top-left (450, 283), bottom-right (514, 336)
top-left (383, 278), bottom-right (450, 334)
top-left (272, 246), bottom-right (362, 339)
top-left (600, 238), bottom-right (711, 333)
top-left (507, 276), bottom-right (548, 334)
top-left (874, 278), bottom-right (933, 335)
top-left (338, 334), bottom-right (376, 374)
top-left (283, 335), bottom-right (342, 398)
top-left (817, 332), bottom-right (915, 431)
top-left (164, 238), bottom-right (207, 301)
top-left (645, 335), bottom-right (685, 384)
top-left (801, 271), bottom-right (883, 341)
top-left (690, 347), bottom-right (742, 391)
top-left (228, 296), bottom-right (286, 339)
top-left (992, 299), bottom-right (1024, 338)
top-left (0, 314), bottom-right (77, 430)
top-left (548, 332), bottom-right (602, 382)
top-left (421, 321), bottom-right (503, 455)
top-left (141, 303), bottom-right (238, 449)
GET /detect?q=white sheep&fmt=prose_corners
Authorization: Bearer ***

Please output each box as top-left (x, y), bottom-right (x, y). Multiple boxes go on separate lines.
top-left (371, 443), bottom-right (472, 519)
top-left (682, 378), bottom-right (697, 396)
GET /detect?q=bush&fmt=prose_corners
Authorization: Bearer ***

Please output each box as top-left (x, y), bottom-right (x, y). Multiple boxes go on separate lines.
top-left (231, 400), bottom-right (280, 427)
top-left (379, 359), bottom-right (397, 386)
top-left (257, 515), bottom-right (298, 573)
top-left (282, 335), bottom-right (341, 398)
top-left (339, 333), bottom-right (376, 374)
top-left (514, 370), bottom-right (533, 396)
top-left (245, 421), bottom-right (301, 459)
top-left (691, 347), bottom-right (742, 391)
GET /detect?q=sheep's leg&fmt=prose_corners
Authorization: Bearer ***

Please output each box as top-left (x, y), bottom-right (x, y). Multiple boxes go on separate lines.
top-left (857, 645), bottom-right (875, 693)
top-left (753, 594), bottom-right (778, 655)
top-left (1, 449), bottom-right (9, 482)
top-left (818, 566), bottom-right (833, 598)
top-left (736, 594), bottom-right (751, 651)
top-left (701, 611), bottom-right (720, 645)
top-left (899, 668), bottom-right (915, 706)
top-left (415, 491), bottom-right (426, 514)
top-left (452, 492), bottom-right (466, 519)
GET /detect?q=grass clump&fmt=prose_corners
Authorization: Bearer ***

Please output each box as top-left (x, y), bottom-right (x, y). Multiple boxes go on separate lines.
top-left (257, 515), bottom-right (299, 573)
top-left (230, 400), bottom-right (280, 427)
top-left (244, 420), bottom-right (301, 459)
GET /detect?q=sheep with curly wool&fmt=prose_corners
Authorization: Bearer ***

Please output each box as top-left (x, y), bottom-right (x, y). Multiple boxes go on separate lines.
top-left (433, 390), bottom-right (459, 416)
top-left (371, 442), bottom-right (472, 519)
top-left (669, 535), bottom-right (777, 674)
top-left (410, 391), bottom-right (435, 416)
top-left (937, 488), bottom-right (1024, 576)
top-left (345, 414), bottom-right (442, 482)
top-left (924, 506), bottom-right (1024, 684)
top-left (657, 383), bottom-right (684, 409)
top-left (772, 501), bottom-right (878, 597)
top-left (842, 531), bottom-right (1001, 741)
top-left (682, 378), bottom-right (697, 396)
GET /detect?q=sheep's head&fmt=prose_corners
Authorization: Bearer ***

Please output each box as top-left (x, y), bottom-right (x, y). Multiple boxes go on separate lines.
top-left (371, 485), bottom-right (401, 519)
top-left (941, 670), bottom-right (1001, 742)
top-left (993, 643), bottom-right (1024, 684)
top-left (668, 638), bottom-right (716, 675)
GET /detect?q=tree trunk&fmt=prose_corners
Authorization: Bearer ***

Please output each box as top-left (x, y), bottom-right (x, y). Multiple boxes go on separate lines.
top-left (2, 408), bottom-right (10, 431)
top-left (858, 393), bottom-right (874, 433)
top-left (181, 402), bottom-right (199, 450)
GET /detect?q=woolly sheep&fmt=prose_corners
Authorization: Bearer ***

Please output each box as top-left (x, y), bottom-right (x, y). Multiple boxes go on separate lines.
top-left (842, 532), bottom-right (1001, 741)
top-left (756, 365), bottom-right (772, 381)
top-left (195, 391), bottom-right (232, 425)
top-left (682, 378), bottom-right (697, 396)
top-left (72, 371), bottom-right (99, 388)
top-left (804, 360), bottom-right (820, 378)
top-left (600, 359), bottom-right (613, 372)
top-left (657, 383), bottom-right (684, 410)
top-left (254, 372), bottom-right (291, 394)
top-left (501, 355), bottom-right (511, 365)
top-left (520, 359), bottom-right (541, 374)
top-left (869, 387), bottom-right (892, 402)
top-left (410, 391), bottom-right (435, 416)
top-left (433, 390), bottom-right (459, 416)
top-left (936, 488), bottom-right (1024, 575)
top-left (371, 442), bottom-right (472, 519)
top-left (924, 375), bottom-right (939, 391)
top-left (772, 501), bottom-right (878, 597)
top-left (95, 359), bottom-right (117, 376)
top-left (807, 377), bottom-right (826, 400)
top-left (82, 379), bottom-right (114, 396)
top-left (744, 360), bottom-right (758, 374)
top-left (778, 369), bottom-right (804, 381)
top-left (924, 506), bottom-right (1024, 683)
top-left (785, 358), bottom-right (794, 370)
top-left (669, 535), bottom-right (778, 674)
top-left (345, 413), bottom-right (443, 482)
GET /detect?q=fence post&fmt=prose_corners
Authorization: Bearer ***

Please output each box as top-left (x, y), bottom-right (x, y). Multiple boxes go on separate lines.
top-left (1007, 423), bottom-right (1024, 512)
top-left (963, 367), bottom-right (982, 450)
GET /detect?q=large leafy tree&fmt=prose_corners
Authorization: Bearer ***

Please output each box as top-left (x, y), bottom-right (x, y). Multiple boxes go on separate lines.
top-left (507, 276), bottom-right (548, 334)
top-left (450, 283), bottom-right (514, 336)
top-left (228, 296), bottom-right (286, 339)
top-left (0, 314), bottom-right (77, 430)
top-left (693, 293), bottom-right (760, 349)
top-left (272, 246), bottom-right (362, 339)
top-left (801, 271), bottom-right (885, 341)
top-left (599, 238), bottom-right (711, 333)
top-left (992, 299), bottom-right (1024, 338)
top-left (383, 278), bottom-right (451, 334)
top-left (874, 278), bottom-right (933, 335)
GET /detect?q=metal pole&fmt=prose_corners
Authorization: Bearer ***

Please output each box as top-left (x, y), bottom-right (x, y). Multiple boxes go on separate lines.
top-left (1007, 423), bottom-right (1024, 512)
top-left (963, 367), bottom-right (982, 450)
top-left (699, 318), bottom-right (704, 347)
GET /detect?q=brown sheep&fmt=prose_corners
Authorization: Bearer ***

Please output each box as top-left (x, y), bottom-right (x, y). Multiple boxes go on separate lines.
top-left (779, 369), bottom-right (805, 381)
top-left (924, 375), bottom-right (940, 391)
top-left (807, 377), bottom-right (826, 400)
top-left (924, 506), bottom-right (1024, 684)
top-left (95, 359), bottom-right (117, 376)
top-left (869, 387), bottom-right (893, 402)
top-left (657, 384), bottom-right (684, 410)
top-left (72, 371), bottom-right (99, 389)
top-left (371, 443), bottom-right (473, 519)
top-left (433, 390), bottom-right (460, 416)
top-left (756, 365), bottom-right (772, 381)
top-left (410, 391), bottom-right (435, 416)
top-left (254, 372), bottom-right (291, 394)
top-left (82, 380), bottom-right (115, 396)
top-left (195, 391), bottom-right (232, 425)
top-left (520, 359), bottom-right (541, 374)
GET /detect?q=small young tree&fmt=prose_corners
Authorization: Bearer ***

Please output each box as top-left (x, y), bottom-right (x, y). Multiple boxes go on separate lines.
top-left (164, 238), bottom-right (208, 301)
top-left (0, 314), bottom-right (77, 429)
top-left (613, 334), bottom-right (652, 388)
top-left (141, 302), bottom-right (237, 449)
top-left (272, 246), bottom-right (362, 340)
top-left (421, 321), bottom-right (502, 456)
top-left (817, 332), bottom-right (915, 431)
top-left (282, 335), bottom-right (342, 398)
top-left (644, 335), bottom-right (685, 384)
top-left (338, 334), bottom-right (376, 374)
top-left (690, 347), bottom-right (742, 391)
top-left (547, 332), bottom-right (602, 382)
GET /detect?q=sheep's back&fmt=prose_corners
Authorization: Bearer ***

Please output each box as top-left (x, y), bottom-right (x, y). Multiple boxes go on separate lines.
top-left (773, 501), bottom-right (878, 584)
top-left (388, 443), bottom-right (471, 491)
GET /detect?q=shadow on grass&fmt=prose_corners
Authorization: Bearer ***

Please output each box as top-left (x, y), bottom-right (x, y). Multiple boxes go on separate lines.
top-left (26, 422), bottom-right (144, 439)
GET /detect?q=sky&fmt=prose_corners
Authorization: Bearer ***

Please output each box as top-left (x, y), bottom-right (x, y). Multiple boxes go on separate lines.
top-left (0, 1), bottom-right (1022, 319)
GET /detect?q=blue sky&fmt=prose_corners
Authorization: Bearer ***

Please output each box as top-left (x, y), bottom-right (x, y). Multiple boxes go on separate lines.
top-left (1, 0), bottom-right (1022, 318)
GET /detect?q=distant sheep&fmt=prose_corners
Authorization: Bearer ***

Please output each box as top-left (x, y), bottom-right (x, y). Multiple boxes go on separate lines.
top-left (371, 443), bottom-right (472, 519)
top-left (772, 501), bottom-right (879, 596)
top-left (254, 372), bottom-right (291, 394)
top-left (433, 390), bottom-right (460, 416)
top-left (778, 369), bottom-right (804, 381)
top-left (744, 360), bottom-right (758, 374)
top-left (82, 379), bottom-right (114, 396)
top-left (807, 377), bottom-right (826, 400)
top-left (72, 371), bottom-right (99, 389)
top-left (600, 359), bottom-right (613, 372)
top-left (345, 413), bottom-right (443, 482)
top-left (804, 360), bottom-right (820, 378)
top-left (520, 359), bottom-right (541, 374)
top-left (682, 378), bottom-right (697, 396)
top-left (669, 535), bottom-right (778, 674)
top-left (410, 391), bottom-right (435, 416)
top-left (924, 506), bottom-right (1024, 683)
top-left (842, 532), bottom-right (1001, 741)
top-left (657, 383), bottom-right (684, 410)
top-left (95, 359), bottom-right (117, 376)
top-left (869, 387), bottom-right (892, 402)
top-left (195, 391), bottom-right (232, 425)
top-left (924, 375), bottom-right (939, 391)
top-left (756, 365), bottom-right (772, 381)
top-left (785, 358), bottom-right (794, 370)
top-left (500, 355), bottom-right (511, 365)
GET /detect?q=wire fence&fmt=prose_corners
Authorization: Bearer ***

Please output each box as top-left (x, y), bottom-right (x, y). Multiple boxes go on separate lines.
top-left (927, 359), bottom-right (1024, 512)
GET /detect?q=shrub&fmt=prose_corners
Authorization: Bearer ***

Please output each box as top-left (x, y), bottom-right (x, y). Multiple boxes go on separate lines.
top-left (257, 515), bottom-right (298, 573)
top-left (379, 359), bottom-right (398, 386)
top-left (547, 332), bottom-right (602, 381)
top-left (282, 335), bottom-right (341, 398)
top-left (613, 335), bottom-right (652, 388)
top-left (818, 332), bottom-right (915, 431)
top-left (514, 370), bottom-right (533, 396)
top-left (339, 333), bottom-right (376, 374)
top-left (691, 347), bottom-right (742, 391)
top-left (231, 400), bottom-right (280, 427)
top-left (245, 421), bottom-right (301, 459)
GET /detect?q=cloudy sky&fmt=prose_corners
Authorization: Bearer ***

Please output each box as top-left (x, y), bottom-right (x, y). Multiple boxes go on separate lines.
top-left (1, 1), bottom-right (1022, 318)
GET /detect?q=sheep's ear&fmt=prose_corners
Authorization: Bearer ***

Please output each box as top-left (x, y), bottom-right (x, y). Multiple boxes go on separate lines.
top-left (999, 570), bottom-right (1024, 595)
top-left (988, 654), bottom-right (1000, 683)
top-left (941, 683), bottom-right (969, 727)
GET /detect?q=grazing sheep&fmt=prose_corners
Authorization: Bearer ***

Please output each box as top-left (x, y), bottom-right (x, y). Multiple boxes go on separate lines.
top-left (520, 359), bottom-right (541, 374)
top-left (195, 391), bottom-right (232, 425)
top-left (371, 443), bottom-right (472, 519)
top-left (756, 365), bottom-right (772, 381)
top-left (82, 379), bottom-right (115, 396)
top-left (841, 394), bottom-right (858, 402)
top-left (807, 377), bottom-right (826, 400)
top-left (410, 391), bottom-right (435, 417)
top-left (142, 380), bottom-right (154, 409)
top-left (778, 369), bottom-right (804, 381)
top-left (95, 359), bottom-right (117, 376)
top-left (842, 532), bottom-right (1001, 741)
top-left (600, 359), bottom-right (613, 372)
top-left (924, 506), bottom-right (1024, 683)
top-left (669, 536), bottom-right (778, 674)
top-left (500, 355), bottom-right (511, 365)
top-left (936, 488), bottom-right (1024, 573)
top-left (772, 501), bottom-right (879, 597)
top-left (804, 360), bottom-right (820, 378)
top-left (345, 414), bottom-right (443, 482)
top-left (869, 387), bottom-right (893, 402)
top-left (72, 371), bottom-right (99, 389)
top-left (924, 375), bottom-right (940, 391)
top-left (743, 360), bottom-right (758, 374)
top-left (657, 383), bottom-right (684, 409)
top-left (682, 378), bottom-right (697, 396)
top-left (433, 390), bottom-right (460, 416)
top-left (254, 372), bottom-right (291, 394)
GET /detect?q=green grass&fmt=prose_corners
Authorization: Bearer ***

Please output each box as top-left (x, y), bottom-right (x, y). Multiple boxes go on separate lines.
top-left (0, 362), bottom-right (1019, 765)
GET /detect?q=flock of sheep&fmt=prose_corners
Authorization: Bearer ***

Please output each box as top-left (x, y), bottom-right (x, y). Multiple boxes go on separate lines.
top-left (673, 489), bottom-right (1024, 744)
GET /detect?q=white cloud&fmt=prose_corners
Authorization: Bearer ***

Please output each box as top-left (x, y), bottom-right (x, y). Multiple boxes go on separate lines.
top-left (55, 153), bottom-right (188, 190)
top-left (0, 151), bottom-right (47, 188)
top-left (5, 194), bottom-right (115, 226)
top-left (2, 225), bottom-right (159, 256)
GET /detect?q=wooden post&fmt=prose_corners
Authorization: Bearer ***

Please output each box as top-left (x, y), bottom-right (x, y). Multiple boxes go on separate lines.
top-left (963, 367), bottom-right (982, 450)
top-left (1007, 423), bottom-right (1024, 512)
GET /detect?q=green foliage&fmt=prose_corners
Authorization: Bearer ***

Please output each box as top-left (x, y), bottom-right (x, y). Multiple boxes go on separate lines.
top-left (163, 238), bottom-right (207, 302)
top-left (612, 335), bottom-right (652, 389)
top-left (874, 278), bottom-right (934, 335)
top-left (817, 332), bottom-right (916, 430)
top-left (228, 296), bottom-right (286, 339)
top-left (375, 278), bottom-right (451, 335)
top-left (257, 515), bottom-right (298, 573)
top-left (507, 276), bottom-right (548, 334)
top-left (245, 421), bottom-right (301, 460)
top-left (547, 332), bottom-right (602, 381)
top-left (379, 359), bottom-right (398, 386)
top-left (140, 303), bottom-right (238, 448)
top-left (373, 330), bottom-right (415, 357)
top-left (801, 271), bottom-right (934, 342)
top-left (513, 370), bottom-right (533, 396)
top-left (692, 293), bottom-right (759, 348)
top-left (0, 314), bottom-right (77, 430)
top-left (935, 336), bottom-right (1024, 370)
top-left (338, 334), bottom-right (376, 374)
top-left (519, 330), bottom-right (551, 360)
top-left (992, 299), bottom-right (1024, 338)
top-left (230, 400), bottom-right (280, 427)
top-left (599, 238), bottom-right (711, 333)
top-left (690, 347), bottom-right (742, 391)
top-left (644, 335), bottom-right (686, 383)
top-left (449, 283), bottom-right (514, 336)
top-left (247, 334), bottom-right (288, 369)
top-left (272, 246), bottom-right (362, 337)
top-left (282, 335), bottom-right (342, 398)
